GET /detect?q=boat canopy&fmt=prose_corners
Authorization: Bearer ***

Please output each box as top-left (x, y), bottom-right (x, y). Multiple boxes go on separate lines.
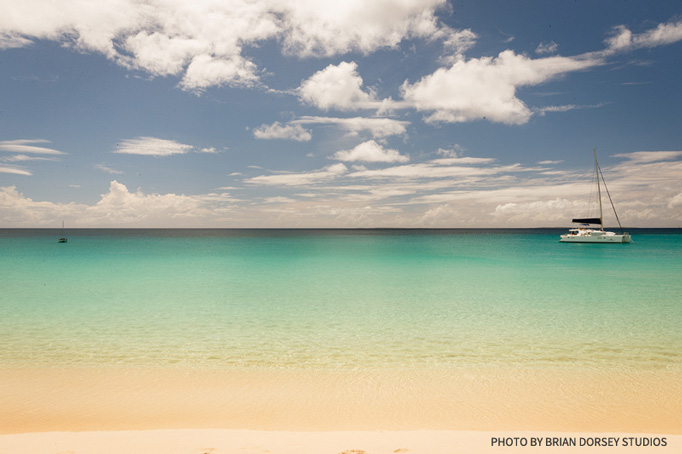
top-left (572, 217), bottom-right (602, 225)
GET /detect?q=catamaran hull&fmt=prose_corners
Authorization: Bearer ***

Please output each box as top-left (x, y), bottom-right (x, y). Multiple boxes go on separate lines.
top-left (560, 234), bottom-right (631, 243)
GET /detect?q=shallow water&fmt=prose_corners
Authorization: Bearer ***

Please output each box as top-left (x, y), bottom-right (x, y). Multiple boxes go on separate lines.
top-left (1, 229), bottom-right (681, 371)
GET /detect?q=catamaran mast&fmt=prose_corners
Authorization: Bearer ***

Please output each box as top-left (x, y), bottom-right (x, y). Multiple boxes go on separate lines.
top-left (594, 148), bottom-right (604, 231)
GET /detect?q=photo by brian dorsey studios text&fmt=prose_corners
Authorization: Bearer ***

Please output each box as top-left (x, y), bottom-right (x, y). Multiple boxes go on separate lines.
top-left (491, 436), bottom-right (668, 448)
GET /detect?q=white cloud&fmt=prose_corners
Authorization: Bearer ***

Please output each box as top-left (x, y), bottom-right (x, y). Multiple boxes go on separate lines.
top-left (279, 0), bottom-right (449, 57)
top-left (253, 122), bottom-right (312, 141)
top-left (121, 30), bottom-right (205, 77)
top-left (612, 151), bottom-right (682, 163)
top-left (534, 102), bottom-right (607, 116)
top-left (332, 140), bottom-right (409, 163)
top-left (1, 154), bottom-right (57, 162)
top-left (669, 193), bottom-right (682, 209)
top-left (3, 151), bottom-right (682, 228)
top-left (93, 180), bottom-right (206, 223)
top-left (262, 196), bottom-right (296, 204)
top-left (350, 161), bottom-right (525, 181)
top-left (535, 41), bottom-right (558, 55)
top-left (94, 164), bottom-right (123, 174)
top-left (0, 32), bottom-right (33, 49)
top-left (0, 0), bottom-right (274, 90)
top-left (430, 156), bottom-right (496, 166)
top-left (0, 140), bottom-right (64, 177)
top-left (246, 152), bottom-right (528, 190)
top-left (245, 163), bottom-right (348, 186)
top-left (298, 61), bottom-right (375, 111)
top-left (0, 139), bottom-right (65, 155)
top-left (179, 54), bottom-right (260, 92)
top-left (394, 19), bottom-right (682, 126)
top-left (605, 26), bottom-right (634, 51)
top-left (0, 185), bottom-right (61, 224)
top-left (293, 116), bottom-right (409, 138)
top-left (491, 197), bottom-right (577, 224)
top-left (438, 28), bottom-right (477, 63)
top-left (114, 137), bottom-right (194, 156)
top-left (605, 20), bottom-right (682, 51)
top-left (0, 166), bottom-right (32, 176)
top-left (0, 181), bottom-right (218, 227)
top-left (0, 0), bottom-right (455, 91)
top-left (437, 145), bottom-right (466, 158)
top-left (538, 160), bottom-right (564, 165)
top-left (400, 50), bottom-right (604, 124)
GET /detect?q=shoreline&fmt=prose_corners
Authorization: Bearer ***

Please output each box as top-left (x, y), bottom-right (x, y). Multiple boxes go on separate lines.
top-left (2, 367), bottom-right (680, 435)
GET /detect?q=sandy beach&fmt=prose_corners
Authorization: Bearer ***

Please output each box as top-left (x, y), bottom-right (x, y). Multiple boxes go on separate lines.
top-left (1, 367), bottom-right (680, 452)
top-left (0, 429), bottom-right (679, 454)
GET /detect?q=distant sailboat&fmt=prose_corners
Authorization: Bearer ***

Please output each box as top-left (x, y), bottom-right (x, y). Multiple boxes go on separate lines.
top-left (560, 149), bottom-right (632, 243)
top-left (58, 221), bottom-right (68, 243)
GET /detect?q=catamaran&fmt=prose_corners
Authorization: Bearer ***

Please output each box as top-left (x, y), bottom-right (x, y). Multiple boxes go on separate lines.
top-left (560, 149), bottom-right (631, 243)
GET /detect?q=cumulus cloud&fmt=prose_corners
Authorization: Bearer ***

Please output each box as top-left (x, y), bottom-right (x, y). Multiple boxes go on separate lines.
top-left (400, 50), bottom-right (603, 124)
top-left (392, 18), bottom-right (682, 126)
top-left (0, 185), bottom-right (62, 224)
top-left (298, 61), bottom-right (375, 111)
top-left (279, 0), bottom-right (449, 57)
top-left (0, 181), bottom-right (213, 227)
top-left (253, 122), bottom-right (312, 141)
top-left (0, 0), bottom-right (454, 92)
top-left (114, 137), bottom-right (195, 156)
top-left (0, 0), bottom-right (274, 91)
top-left (93, 180), bottom-right (205, 223)
top-left (332, 140), bottom-right (409, 163)
top-left (179, 54), bottom-right (261, 92)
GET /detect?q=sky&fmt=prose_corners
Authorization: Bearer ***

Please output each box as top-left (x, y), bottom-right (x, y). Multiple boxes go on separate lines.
top-left (1, 0), bottom-right (681, 228)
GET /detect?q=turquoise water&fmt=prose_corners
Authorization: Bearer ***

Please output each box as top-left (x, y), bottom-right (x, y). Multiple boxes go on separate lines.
top-left (1, 229), bottom-right (681, 371)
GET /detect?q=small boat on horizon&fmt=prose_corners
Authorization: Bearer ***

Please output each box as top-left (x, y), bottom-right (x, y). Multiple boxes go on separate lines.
top-left (58, 221), bottom-right (68, 243)
top-left (560, 149), bottom-right (632, 244)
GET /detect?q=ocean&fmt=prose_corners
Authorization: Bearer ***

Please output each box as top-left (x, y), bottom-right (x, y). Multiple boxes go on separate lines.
top-left (1, 228), bottom-right (681, 372)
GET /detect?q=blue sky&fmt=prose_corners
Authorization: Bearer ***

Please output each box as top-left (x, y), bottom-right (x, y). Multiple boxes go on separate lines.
top-left (1, 0), bottom-right (681, 227)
